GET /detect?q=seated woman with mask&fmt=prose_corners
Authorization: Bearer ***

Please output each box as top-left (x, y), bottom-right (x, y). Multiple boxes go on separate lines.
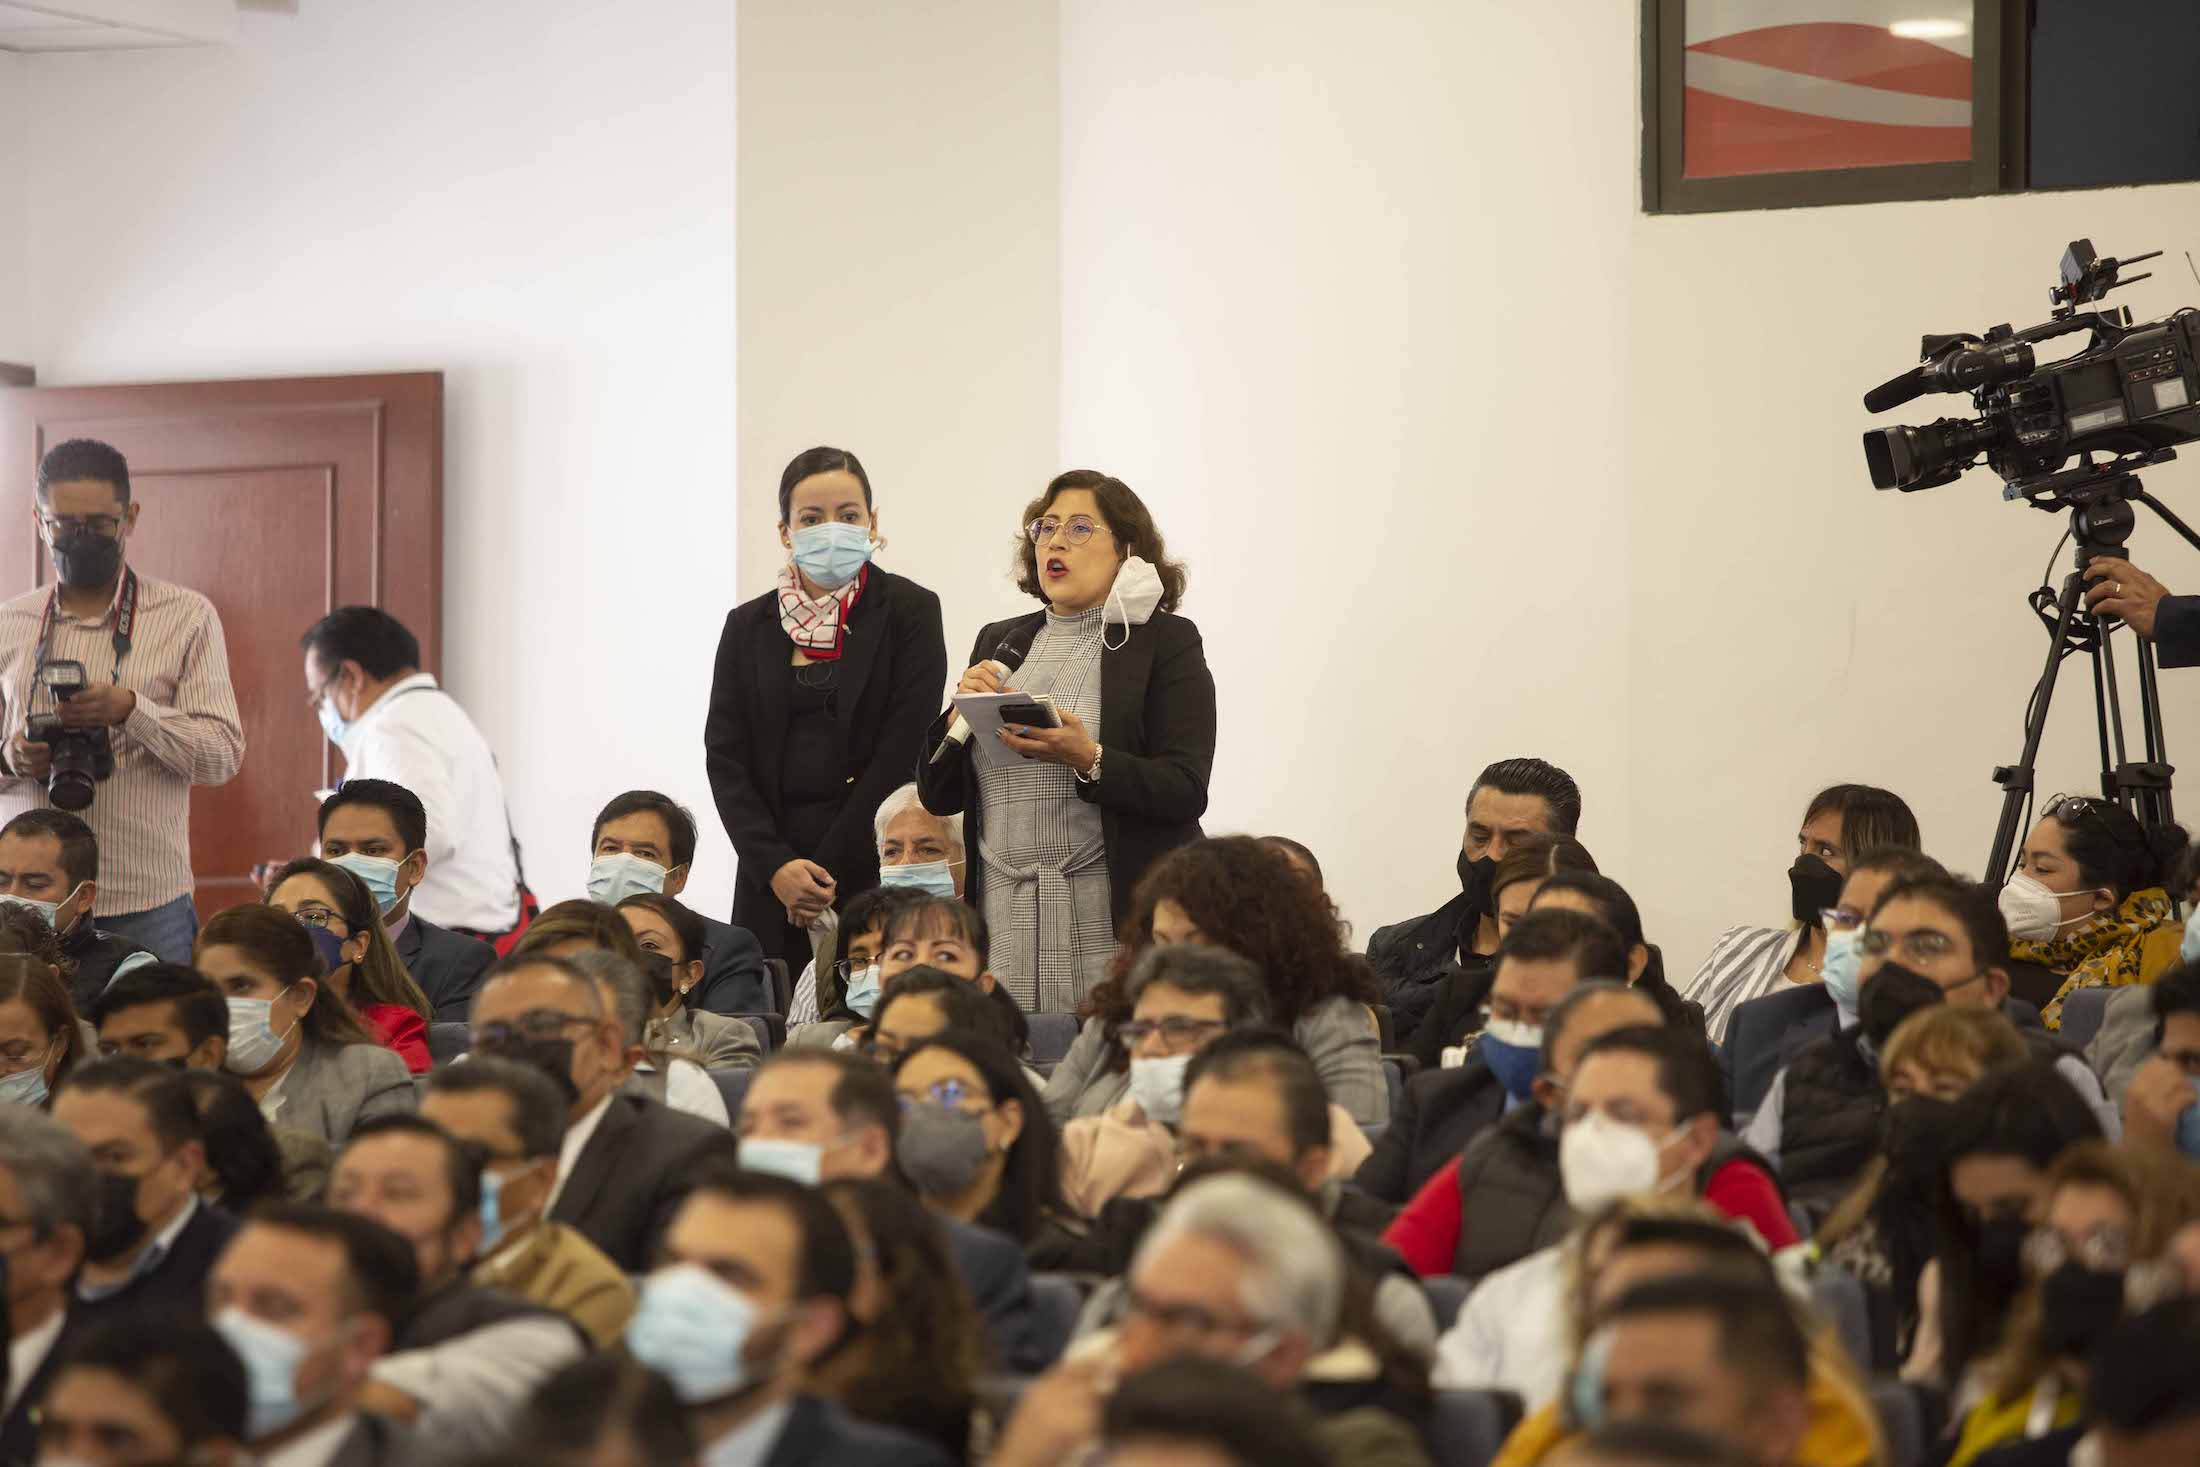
top-left (784, 885), bottom-right (928, 1051)
top-left (892, 1031), bottom-right (1081, 1264)
top-left (1998, 793), bottom-right (2186, 1024)
top-left (264, 857), bottom-right (433, 1072)
top-left (613, 892), bottom-right (762, 1071)
top-left (191, 904), bottom-right (415, 1144)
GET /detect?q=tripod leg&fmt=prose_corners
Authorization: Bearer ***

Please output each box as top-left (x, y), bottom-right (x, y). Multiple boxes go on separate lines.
top-left (1990, 570), bottom-right (2089, 880)
top-left (2137, 634), bottom-right (2176, 831)
top-left (2100, 621), bottom-right (2133, 805)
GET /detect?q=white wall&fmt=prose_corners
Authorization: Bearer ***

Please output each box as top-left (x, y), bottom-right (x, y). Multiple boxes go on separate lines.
top-left (735, 0), bottom-right (1060, 695)
top-left (0, 52), bottom-right (28, 366)
top-left (9, 2), bottom-right (741, 912)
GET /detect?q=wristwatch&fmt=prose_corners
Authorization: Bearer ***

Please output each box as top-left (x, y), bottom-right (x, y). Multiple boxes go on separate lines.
top-left (1075, 745), bottom-right (1104, 785)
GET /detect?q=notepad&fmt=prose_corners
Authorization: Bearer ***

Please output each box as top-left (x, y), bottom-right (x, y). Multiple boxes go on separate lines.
top-left (952, 691), bottom-right (1064, 771)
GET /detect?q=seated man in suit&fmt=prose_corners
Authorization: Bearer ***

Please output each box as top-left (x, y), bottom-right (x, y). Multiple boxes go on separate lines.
top-left (468, 951), bottom-right (736, 1272)
top-left (208, 1203), bottom-right (419, 1467)
top-left (737, 1046), bottom-right (1049, 1374)
top-left (319, 778), bottom-right (495, 1024)
top-left (52, 1056), bottom-right (238, 1328)
top-left (586, 788), bottom-right (770, 1014)
top-left (1357, 909), bottom-right (1630, 1207)
top-left (0, 1106), bottom-right (96, 1464)
top-left (35, 1316), bottom-right (250, 1467)
top-left (328, 1114), bottom-right (587, 1455)
top-left (419, 1056), bottom-right (634, 1347)
top-left (0, 808), bottom-right (155, 1009)
top-left (627, 1165), bottom-right (954, 1467)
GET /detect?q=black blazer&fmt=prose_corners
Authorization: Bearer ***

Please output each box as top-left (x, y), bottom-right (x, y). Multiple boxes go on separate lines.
top-left (548, 1093), bottom-right (736, 1273)
top-left (693, 912), bottom-right (771, 1016)
top-left (916, 609), bottom-right (1216, 928)
top-left (940, 1215), bottom-right (1048, 1374)
top-left (1353, 1058), bottom-right (1507, 1206)
top-left (394, 916), bottom-right (495, 1024)
top-left (705, 568), bottom-right (948, 946)
top-left (761, 1393), bottom-right (955, 1467)
top-left (0, 1311), bottom-right (78, 1467)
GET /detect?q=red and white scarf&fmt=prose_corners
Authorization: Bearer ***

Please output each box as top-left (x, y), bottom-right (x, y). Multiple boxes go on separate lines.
top-left (777, 562), bottom-right (869, 660)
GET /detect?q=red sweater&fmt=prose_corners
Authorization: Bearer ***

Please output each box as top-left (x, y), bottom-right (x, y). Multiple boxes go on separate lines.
top-left (1381, 1153), bottom-right (1798, 1278)
top-left (362, 1003), bottom-right (431, 1075)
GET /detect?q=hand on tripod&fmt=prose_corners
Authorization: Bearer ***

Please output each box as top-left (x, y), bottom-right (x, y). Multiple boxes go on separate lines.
top-left (2084, 556), bottom-right (2171, 636)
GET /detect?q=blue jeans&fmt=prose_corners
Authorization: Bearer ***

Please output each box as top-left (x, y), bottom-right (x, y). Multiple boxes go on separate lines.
top-left (100, 893), bottom-right (199, 964)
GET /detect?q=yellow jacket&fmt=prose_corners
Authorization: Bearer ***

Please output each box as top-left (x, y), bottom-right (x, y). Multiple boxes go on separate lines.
top-left (1490, 1363), bottom-right (1881, 1467)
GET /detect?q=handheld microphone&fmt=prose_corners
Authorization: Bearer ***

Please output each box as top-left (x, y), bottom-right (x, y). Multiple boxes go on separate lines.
top-left (930, 625), bottom-right (1041, 764)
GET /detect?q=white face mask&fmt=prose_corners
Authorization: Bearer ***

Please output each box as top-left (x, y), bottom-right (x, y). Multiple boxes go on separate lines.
top-left (0, 882), bottom-right (83, 935)
top-left (1126, 1053), bottom-right (1195, 1127)
top-left (587, 852), bottom-right (669, 907)
top-left (1997, 869), bottom-right (2107, 944)
top-left (222, 996), bottom-right (299, 1076)
top-left (1559, 1110), bottom-right (1683, 1213)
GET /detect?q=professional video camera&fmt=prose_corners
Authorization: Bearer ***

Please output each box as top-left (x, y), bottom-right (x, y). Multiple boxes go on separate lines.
top-left (23, 659), bottom-right (115, 812)
top-left (1862, 239), bottom-right (2200, 499)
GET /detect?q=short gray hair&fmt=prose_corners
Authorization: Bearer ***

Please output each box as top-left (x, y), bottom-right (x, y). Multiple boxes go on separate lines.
top-left (873, 783), bottom-right (964, 856)
top-left (1134, 1174), bottom-right (1344, 1351)
top-left (1538, 980), bottom-right (1661, 1074)
top-left (566, 949), bottom-right (648, 1046)
top-left (0, 1105), bottom-right (96, 1241)
top-left (1125, 943), bottom-right (1269, 1028)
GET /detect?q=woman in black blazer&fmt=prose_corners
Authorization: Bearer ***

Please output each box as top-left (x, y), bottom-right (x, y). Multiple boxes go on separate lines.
top-left (916, 470), bottom-right (1216, 1013)
top-left (705, 447), bottom-right (948, 965)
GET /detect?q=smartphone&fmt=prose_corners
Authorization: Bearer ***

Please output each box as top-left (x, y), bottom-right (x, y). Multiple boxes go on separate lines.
top-left (997, 700), bottom-right (1062, 729)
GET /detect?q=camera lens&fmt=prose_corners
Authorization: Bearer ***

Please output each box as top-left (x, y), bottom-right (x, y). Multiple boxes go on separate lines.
top-left (46, 769), bottom-right (94, 811)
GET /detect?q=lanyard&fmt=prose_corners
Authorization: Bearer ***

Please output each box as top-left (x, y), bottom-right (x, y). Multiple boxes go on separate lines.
top-left (35, 567), bottom-right (138, 694)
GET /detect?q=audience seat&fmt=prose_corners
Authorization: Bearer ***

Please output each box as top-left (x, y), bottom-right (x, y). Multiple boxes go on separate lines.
top-left (1811, 1269), bottom-right (1874, 1373)
top-left (711, 1067), bottom-right (752, 1122)
top-left (762, 958), bottom-right (792, 1016)
top-left (1425, 1389), bottom-right (1520, 1467)
top-left (1028, 1013), bottom-right (1081, 1066)
top-left (427, 1022), bottom-right (471, 1064)
top-left (2057, 985), bottom-right (2111, 1051)
top-left (1381, 1057), bottom-right (1408, 1119)
top-left (1027, 1273), bottom-right (1084, 1369)
top-left (1423, 1274), bottom-right (1471, 1333)
top-left (734, 1014), bottom-right (781, 1054)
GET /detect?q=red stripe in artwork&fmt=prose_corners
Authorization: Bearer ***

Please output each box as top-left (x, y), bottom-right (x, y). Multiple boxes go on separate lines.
top-left (1684, 88), bottom-right (1970, 178)
top-left (1688, 22), bottom-right (1971, 100)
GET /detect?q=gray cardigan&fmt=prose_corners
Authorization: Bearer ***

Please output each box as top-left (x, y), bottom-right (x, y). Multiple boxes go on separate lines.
top-left (1040, 995), bottom-right (1388, 1127)
top-left (268, 1035), bottom-right (417, 1145)
top-left (646, 1008), bottom-right (762, 1071)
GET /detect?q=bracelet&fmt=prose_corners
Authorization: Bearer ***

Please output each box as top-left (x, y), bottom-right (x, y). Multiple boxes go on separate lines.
top-left (1075, 745), bottom-right (1104, 784)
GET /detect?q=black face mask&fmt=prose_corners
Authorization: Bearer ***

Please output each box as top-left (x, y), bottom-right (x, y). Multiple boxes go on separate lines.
top-left (1457, 850), bottom-right (1497, 919)
top-left (1975, 1214), bottom-right (2031, 1296)
top-left (641, 952), bottom-right (683, 1008)
top-left (1859, 963), bottom-right (1946, 1048)
top-left (1789, 853), bottom-right (1844, 927)
top-left (86, 1169), bottom-right (149, 1263)
top-left (2039, 1261), bottom-right (2127, 1359)
top-left (479, 1035), bottom-right (581, 1106)
top-left (1882, 1095), bottom-right (1958, 1174)
top-left (52, 531), bottom-right (123, 591)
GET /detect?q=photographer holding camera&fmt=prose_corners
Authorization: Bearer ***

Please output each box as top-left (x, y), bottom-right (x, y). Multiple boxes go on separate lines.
top-left (0, 439), bottom-right (245, 962)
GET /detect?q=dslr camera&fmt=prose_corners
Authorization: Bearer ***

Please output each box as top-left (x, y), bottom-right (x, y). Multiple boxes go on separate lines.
top-left (23, 660), bottom-right (115, 811)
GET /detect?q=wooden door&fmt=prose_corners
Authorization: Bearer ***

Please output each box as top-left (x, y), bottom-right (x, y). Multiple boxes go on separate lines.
top-left (1, 373), bottom-right (442, 920)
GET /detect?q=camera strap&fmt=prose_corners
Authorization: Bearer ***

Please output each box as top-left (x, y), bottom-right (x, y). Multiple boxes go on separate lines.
top-left (35, 567), bottom-right (139, 692)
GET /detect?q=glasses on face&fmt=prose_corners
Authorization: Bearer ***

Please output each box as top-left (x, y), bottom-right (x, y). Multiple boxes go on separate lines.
top-left (1821, 907), bottom-right (1868, 934)
top-left (287, 904), bottom-right (344, 931)
top-left (1121, 1283), bottom-right (1260, 1340)
top-left (1483, 999), bottom-right (1555, 1027)
top-left (0, 1041), bottom-right (52, 1076)
top-left (2024, 1223), bottom-right (2132, 1277)
top-left (1026, 515), bottom-right (1106, 546)
top-left (1858, 927), bottom-right (1957, 965)
top-left (1116, 1017), bottom-right (1227, 1048)
top-left (472, 1011), bottom-right (593, 1047)
top-left (899, 1079), bottom-right (984, 1112)
top-left (36, 513), bottom-right (122, 540)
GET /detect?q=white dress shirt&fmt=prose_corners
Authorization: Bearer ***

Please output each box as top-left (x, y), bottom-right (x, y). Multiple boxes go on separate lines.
top-left (547, 1092), bottom-right (615, 1214)
top-left (334, 672), bottom-right (518, 931)
top-left (1430, 1243), bottom-right (1568, 1409)
top-left (371, 1315), bottom-right (585, 1454)
top-left (702, 1399), bottom-right (794, 1467)
top-left (5, 1307), bottom-right (66, 1414)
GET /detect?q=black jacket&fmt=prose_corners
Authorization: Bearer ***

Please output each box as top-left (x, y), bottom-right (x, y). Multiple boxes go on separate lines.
top-left (941, 1215), bottom-right (1049, 1375)
top-left (549, 1094), bottom-right (737, 1273)
top-left (0, 1309), bottom-right (78, 1466)
top-left (60, 923), bottom-right (150, 1014)
top-left (393, 915), bottom-right (495, 1024)
top-left (1453, 1102), bottom-right (1572, 1282)
top-left (70, 1200), bottom-right (239, 1332)
top-left (1401, 955), bottom-right (1498, 1072)
top-left (692, 912), bottom-right (771, 1016)
top-left (704, 568), bottom-right (948, 955)
top-left (759, 1393), bottom-right (955, 1467)
top-left (1777, 1029), bottom-right (1886, 1215)
top-left (1354, 1056), bottom-right (1506, 1205)
top-left (1367, 892), bottom-right (1477, 1038)
top-left (916, 609), bottom-right (1215, 929)
top-left (2155, 593), bottom-right (2200, 669)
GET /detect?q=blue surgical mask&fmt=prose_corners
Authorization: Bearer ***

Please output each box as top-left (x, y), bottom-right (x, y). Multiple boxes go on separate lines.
top-left (1477, 1018), bottom-right (1544, 1102)
top-left (880, 860), bottom-right (958, 899)
top-left (222, 996), bottom-right (296, 1077)
top-left (214, 1306), bottom-right (318, 1441)
top-left (329, 852), bottom-right (405, 914)
top-left (588, 852), bottom-right (668, 906)
top-left (2182, 908), bottom-right (2200, 967)
top-left (843, 963), bottom-right (881, 1019)
top-left (0, 1057), bottom-right (49, 1109)
top-left (739, 1137), bottom-right (824, 1186)
top-left (316, 694), bottom-right (351, 749)
top-left (0, 883), bottom-right (81, 934)
top-left (1822, 926), bottom-right (1865, 1026)
top-left (789, 522), bottom-right (875, 591)
top-left (626, 1262), bottom-right (767, 1403)
top-left (478, 1167), bottom-right (508, 1254)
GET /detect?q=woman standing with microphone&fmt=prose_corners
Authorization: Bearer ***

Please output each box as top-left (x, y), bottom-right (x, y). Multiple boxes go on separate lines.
top-left (917, 470), bottom-right (1216, 1013)
top-left (706, 447), bottom-right (947, 966)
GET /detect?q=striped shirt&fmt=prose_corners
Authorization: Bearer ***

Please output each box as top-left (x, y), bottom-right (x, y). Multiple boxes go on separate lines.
top-left (1683, 924), bottom-right (1806, 1044)
top-left (0, 571), bottom-right (245, 916)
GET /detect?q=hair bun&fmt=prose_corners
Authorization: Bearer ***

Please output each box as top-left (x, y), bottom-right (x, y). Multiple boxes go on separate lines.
top-left (2141, 820), bottom-right (2191, 889)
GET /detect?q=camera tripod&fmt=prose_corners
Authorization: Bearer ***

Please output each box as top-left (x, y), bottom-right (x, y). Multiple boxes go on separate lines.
top-left (1986, 453), bottom-right (2200, 879)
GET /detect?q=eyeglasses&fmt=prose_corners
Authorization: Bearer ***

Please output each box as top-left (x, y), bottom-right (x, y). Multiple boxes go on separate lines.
top-left (1858, 927), bottom-right (1958, 964)
top-left (2042, 792), bottom-right (2119, 835)
top-left (899, 1079), bottom-right (985, 1112)
top-left (2024, 1223), bottom-right (2132, 1277)
top-left (1026, 515), bottom-right (1107, 546)
top-left (1821, 907), bottom-right (1868, 934)
top-left (286, 904), bottom-right (345, 931)
top-left (35, 513), bottom-right (122, 540)
top-left (1116, 1017), bottom-right (1227, 1048)
top-left (472, 1011), bottom-right (595, 1047)
top-left (1121, 1283), bottom-right (1260, 1339)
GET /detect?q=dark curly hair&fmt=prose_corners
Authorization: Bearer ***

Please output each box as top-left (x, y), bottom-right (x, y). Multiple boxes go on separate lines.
top-left (1083, 837), bottom-right (1377, 1069)
top-left (1012, 470), bottom-right (1187, 612)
